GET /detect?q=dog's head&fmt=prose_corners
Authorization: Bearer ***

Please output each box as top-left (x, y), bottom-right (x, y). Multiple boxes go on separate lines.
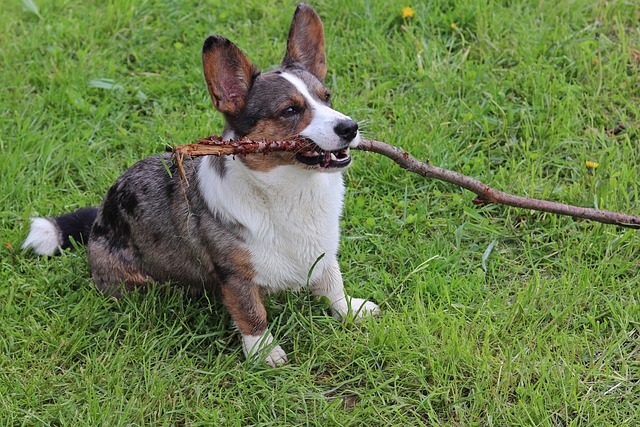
top-left (202, 3), bottom-right (358, 172)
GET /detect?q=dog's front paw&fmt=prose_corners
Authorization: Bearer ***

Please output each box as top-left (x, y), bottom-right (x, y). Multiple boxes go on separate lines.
top-left (242, 332), bottom-right (288, 367)
top-left (331, 296), bottom-right (381, 322)
top-left (265, 344), bottom-right (288, 367)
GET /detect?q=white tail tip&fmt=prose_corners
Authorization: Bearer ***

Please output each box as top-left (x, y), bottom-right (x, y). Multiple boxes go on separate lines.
top-left (22, 218), bottom-right (60, 256)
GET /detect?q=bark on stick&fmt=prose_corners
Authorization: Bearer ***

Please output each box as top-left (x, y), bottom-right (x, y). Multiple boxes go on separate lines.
top-left (171, 136), bottom-right (640, 229)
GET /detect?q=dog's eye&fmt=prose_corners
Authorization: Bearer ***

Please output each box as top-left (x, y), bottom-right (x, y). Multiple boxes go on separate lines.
top-left (280, 105), bottom-right (301, 118)
top-left (324, 92), bottom-right (331, 104)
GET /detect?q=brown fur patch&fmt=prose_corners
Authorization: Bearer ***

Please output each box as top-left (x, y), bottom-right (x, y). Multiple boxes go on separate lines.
top-left (229, 248), bottom-right (256, 282)
top-left (240, 152), bottom-right (297, 172)
top-left (240, 100), bottom-right (313, 172)
top-left (221, 284), bottom-right (267, 336)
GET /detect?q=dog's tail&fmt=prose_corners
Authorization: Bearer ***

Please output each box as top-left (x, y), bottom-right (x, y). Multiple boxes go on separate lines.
top-left (22, 207), bottom-right (99, 256)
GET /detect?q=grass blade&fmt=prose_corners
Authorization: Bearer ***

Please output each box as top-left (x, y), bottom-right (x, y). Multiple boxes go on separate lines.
top-left (21, 0), bottom-right (42, 19)
top-left (481, 239), bottom-right (497, 272)
top-left (88, 78), bottom-right (124, 91)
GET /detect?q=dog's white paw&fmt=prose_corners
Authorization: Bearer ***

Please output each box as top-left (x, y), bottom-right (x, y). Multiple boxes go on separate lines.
top-left (265, 344), bottom-right (288, 367)
top-left (331, 296), bottom-right (381, 322)
top-left (242, 332), bottom-right (288, 367)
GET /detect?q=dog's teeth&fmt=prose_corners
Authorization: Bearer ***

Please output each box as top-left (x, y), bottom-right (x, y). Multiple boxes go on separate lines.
top-left (330, 153), bottom-right (337, 161)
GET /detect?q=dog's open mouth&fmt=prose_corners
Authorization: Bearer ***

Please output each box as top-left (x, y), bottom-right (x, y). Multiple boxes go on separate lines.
top-left (295, 145), bottom-right (352, 169)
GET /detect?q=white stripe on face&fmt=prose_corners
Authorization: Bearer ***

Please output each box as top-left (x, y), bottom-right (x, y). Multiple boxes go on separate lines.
top-left (280, 72), bottom-right (360, 151)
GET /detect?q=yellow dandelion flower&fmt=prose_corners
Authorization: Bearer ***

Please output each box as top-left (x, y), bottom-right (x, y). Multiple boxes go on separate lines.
top-left (585, 160), bottom-right (599, 169)
top-left (401, 7), bottom-right (415, 19)
top-left (450, 22), bottom-right (457, 30)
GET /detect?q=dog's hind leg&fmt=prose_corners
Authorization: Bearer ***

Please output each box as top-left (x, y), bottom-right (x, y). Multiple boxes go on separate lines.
top-left (312, 258), bottom-right (380, 321)
top-left (87, 241), bottom-right (150, 299)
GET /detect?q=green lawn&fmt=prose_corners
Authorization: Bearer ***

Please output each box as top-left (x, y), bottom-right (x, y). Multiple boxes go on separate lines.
top-left (2, 0), bottom-right (639, 425)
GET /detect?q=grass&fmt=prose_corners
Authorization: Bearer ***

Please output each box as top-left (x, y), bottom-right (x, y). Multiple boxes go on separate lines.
top-left (2, 0), bottom-right (639, 425)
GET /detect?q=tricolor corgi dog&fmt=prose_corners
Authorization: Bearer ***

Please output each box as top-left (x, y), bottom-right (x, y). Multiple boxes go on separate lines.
top-left (22, 3), bottom-right (379, 367)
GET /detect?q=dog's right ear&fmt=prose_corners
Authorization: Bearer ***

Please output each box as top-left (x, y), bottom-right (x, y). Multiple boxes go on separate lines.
top-left (202, 35), bottom-right (260, 116)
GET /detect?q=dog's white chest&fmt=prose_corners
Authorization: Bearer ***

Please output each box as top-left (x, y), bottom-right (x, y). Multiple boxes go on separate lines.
top-left (248, 196), bottom-right (342, 290)
top-left (199, 159), bottom-right (345, 290)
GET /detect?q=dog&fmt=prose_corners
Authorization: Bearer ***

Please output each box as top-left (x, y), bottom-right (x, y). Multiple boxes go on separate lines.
top-left (22, 3), bottom-right (380, 367)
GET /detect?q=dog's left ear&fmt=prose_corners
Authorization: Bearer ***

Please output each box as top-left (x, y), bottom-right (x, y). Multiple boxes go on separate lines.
top-left (282, 3), bottom-right (327, 82)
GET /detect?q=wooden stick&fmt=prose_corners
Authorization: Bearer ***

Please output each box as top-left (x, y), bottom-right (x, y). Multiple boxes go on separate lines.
top-left (172, 136), bottom-right (640, 229)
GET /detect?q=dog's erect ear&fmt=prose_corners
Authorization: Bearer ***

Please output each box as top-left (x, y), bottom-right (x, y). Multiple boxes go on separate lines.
top-left (202, 35), bottom-right (260, 116)
top-left (282, 3), bottom-right (327, 82)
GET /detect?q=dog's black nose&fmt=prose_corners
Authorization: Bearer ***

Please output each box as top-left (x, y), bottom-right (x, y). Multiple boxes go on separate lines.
top-left (334, 119), bottom-right (359, 141)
